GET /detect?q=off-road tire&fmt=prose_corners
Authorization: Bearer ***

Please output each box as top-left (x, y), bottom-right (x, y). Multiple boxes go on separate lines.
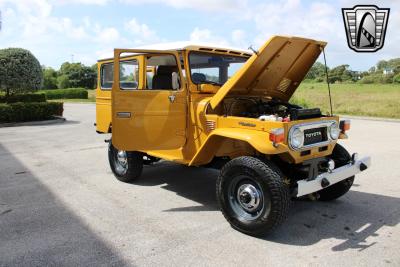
top-left (216, 156), bottom-right (290, 236)
top-left (318, 144), bottom-right (354, 201)
top-left (108, 142), bottom-right (143, 183)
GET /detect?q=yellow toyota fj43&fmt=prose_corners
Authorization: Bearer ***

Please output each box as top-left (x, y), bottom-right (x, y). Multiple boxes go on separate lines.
top-left (95, 36), bottom-right (371, 236)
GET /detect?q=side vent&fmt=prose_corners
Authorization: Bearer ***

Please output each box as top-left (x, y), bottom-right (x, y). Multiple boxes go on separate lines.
top-left (277, 78), bottom-right (292, 93)
top-left (206, 120), bottom-right (216, 132)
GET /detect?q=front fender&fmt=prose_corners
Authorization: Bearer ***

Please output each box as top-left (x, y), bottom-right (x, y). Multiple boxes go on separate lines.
top-left (189, 128), bottom-right (288, 166)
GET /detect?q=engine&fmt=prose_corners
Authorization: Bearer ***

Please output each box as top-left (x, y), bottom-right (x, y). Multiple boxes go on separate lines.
top-left (223, 97), bottom-right (322, 121)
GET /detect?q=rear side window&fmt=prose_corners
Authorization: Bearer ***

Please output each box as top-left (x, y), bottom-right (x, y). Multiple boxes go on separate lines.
top-left (100, 60), bottom-right (139, 90)
top-left (101, 63), bottom-right (113, 89)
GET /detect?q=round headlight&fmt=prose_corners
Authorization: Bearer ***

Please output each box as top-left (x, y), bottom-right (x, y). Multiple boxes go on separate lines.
top-left (290, 128), bottom-right (304, 149)
top-left (329, 122), bottom-right (340, 140)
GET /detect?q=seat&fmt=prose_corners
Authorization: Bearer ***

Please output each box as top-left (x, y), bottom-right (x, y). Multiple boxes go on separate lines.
top-left (152, 66), bottom-right (175, 89)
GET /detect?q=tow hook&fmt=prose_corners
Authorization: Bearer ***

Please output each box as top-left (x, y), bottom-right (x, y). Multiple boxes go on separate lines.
top-left (321, 177), bottom-right (330, 188)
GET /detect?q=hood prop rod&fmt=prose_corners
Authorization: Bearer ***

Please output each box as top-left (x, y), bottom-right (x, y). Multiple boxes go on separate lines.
top-left (248, 45), bottom-right (259, 55)
top-left (322, 47), bottom-right (333, 116)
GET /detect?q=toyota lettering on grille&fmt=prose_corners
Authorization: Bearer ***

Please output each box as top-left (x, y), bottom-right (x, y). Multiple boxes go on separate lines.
top-left (303, 127), bottom-right (327, 146)
top-left (305, 131), bottom-right (322, 138)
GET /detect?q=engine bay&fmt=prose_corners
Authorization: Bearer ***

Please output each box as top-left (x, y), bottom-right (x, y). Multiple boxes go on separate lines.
top-left (211, 97), bottom-right (322, 122)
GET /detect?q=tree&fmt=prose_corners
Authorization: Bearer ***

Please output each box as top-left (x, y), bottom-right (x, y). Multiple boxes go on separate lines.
top-left (306, 62), bottom-right (327, 80)
top-left (328, 64), bottom-right (357, 83)
top-left (376, 60), bottom-right (388, 70)
top-left (58, 62), bottom-right (96, 89)
top-left (57, 74), bottom-right (71, 89)
top-left (0, 48), bottom-right (43, 97)
top-left (387, 58), bottom-right (400, 74)
top-left (42, 66), bottom-right (58, 89)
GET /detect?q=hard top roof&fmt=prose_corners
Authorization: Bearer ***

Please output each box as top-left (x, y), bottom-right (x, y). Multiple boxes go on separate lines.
top-left (98, 41), bottom-right (253, 62)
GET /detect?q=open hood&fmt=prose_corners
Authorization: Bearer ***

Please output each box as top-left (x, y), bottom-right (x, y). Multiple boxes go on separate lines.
top-left (209, 36), bottom-right (327, 109)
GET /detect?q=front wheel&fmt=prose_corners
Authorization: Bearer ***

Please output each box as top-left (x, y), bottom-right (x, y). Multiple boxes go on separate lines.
top-left (108, 142), bottom-right (143, 183)
top-left (216, 156), bottom-right (290, 236)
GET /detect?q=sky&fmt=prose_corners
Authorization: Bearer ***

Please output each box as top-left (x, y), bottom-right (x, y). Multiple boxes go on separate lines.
top-left (0, 0), bottom-right (399, 71)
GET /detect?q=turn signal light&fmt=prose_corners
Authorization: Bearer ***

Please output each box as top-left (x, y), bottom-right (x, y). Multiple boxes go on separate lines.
top-left (269, 128), bottom-right (285, 146)
top-left (340, 120), bottom-right (351, 132)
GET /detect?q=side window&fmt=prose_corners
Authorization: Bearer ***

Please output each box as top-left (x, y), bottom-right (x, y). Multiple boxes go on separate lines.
top-left (101, 63), bottom-right (113, 89)
top-left (145, 55), bottom-right (180, 90)
top-left (100, 60), bottom-right (139, 90)
top-left (120, 60), bottom-right (139, 90)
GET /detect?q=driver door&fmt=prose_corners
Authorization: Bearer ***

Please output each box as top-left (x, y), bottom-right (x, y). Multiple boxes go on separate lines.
top-left (111, 49), bottom-right (187, 151)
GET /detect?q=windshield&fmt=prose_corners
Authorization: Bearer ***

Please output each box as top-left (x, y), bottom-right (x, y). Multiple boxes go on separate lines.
top-left (189, 52), bottom-right (248, 86)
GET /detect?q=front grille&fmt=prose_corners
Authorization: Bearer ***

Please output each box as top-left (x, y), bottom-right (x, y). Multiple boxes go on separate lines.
top-left (303, 127), bottom-right (328, 146)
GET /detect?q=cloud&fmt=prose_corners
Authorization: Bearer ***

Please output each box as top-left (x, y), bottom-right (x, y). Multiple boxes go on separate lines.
top-left (1, 0), bottom-right (398, 70)
top-left (189, 27), bottom-right (229, 46)
top-left (57, 0), bottom-right (109, 5)
top-left (120, 0), bottom-right (247, 12)
top-left (97, 27), bottom-right (120, 43)
top-left (231, 29), bottom-right (247, 48)
top-left (248, 0), bottom-right (400, 70)
top-left (124, 18), bottom-right (158, 44)
top-left (0, 0), bottom-right (161, 67)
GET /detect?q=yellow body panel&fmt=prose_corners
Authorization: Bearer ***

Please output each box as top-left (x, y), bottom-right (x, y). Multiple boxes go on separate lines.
top-left (96, 36), bottom-right (340, 166)
top-left (95, 61), bottom-right (112, 133)
top-left (111, 49), bottom-right (187, 151)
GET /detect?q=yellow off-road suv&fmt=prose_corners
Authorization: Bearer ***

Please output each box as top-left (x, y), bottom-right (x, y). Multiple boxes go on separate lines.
top-left (96, 36), bottom-right (371, 236)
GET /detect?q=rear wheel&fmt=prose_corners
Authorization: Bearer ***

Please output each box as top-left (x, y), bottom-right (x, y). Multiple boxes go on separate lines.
top-left (216, 156), bottom-right (290, 236)
top-left (108, 142), bottom-right (143, 183)
top-left (318, 144), bottom-right (354, 201)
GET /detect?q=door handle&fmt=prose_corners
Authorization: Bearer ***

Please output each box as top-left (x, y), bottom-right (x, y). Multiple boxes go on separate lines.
top-left (168, 95), bottom-right (176, 103)
top-left (116, 112), bottom-right (131, 118)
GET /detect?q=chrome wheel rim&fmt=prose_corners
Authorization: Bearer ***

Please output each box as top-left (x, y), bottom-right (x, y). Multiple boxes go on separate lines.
top-left (237, 184), bottom-right (262, 212)
top-left (114, 150), bottom-right (128, 175)
top-left (228, 176), bottom-right (265, 220)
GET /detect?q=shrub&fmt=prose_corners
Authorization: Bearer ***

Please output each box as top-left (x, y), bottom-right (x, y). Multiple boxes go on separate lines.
top-left (40, 88), bottom-right (88, 99)
top-left (393, 74), bottom-right (400, 83)
top-left (358, 75), bottom-right (375, 84)
top-left (0, 102), bottom-right (63, 123)
top-left (0, 48), bottom-right (43, 96)
top-left (0, 93), bottom-right (46, 103)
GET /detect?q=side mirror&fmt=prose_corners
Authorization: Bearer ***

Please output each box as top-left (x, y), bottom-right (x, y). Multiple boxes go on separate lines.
top-left (200, 84), bottom-right (219, 93)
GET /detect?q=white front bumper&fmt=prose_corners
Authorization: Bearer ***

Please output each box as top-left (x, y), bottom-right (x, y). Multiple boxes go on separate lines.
top-left (296, 156), bottom-right (371, 197)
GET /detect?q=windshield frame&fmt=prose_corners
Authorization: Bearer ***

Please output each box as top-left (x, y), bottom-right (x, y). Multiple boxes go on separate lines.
top-left (188, 51), bottom-right (249, 86)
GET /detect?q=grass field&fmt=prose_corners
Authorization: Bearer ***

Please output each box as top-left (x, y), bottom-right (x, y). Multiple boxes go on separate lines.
top-left (291, 83), bottom-right (400, 119)
top-left (2, 85), bottom-right (400, 118)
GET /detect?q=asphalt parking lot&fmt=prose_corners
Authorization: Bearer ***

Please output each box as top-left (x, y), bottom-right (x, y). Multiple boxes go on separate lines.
top-left (0, 103), bottom-right (399, 266)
